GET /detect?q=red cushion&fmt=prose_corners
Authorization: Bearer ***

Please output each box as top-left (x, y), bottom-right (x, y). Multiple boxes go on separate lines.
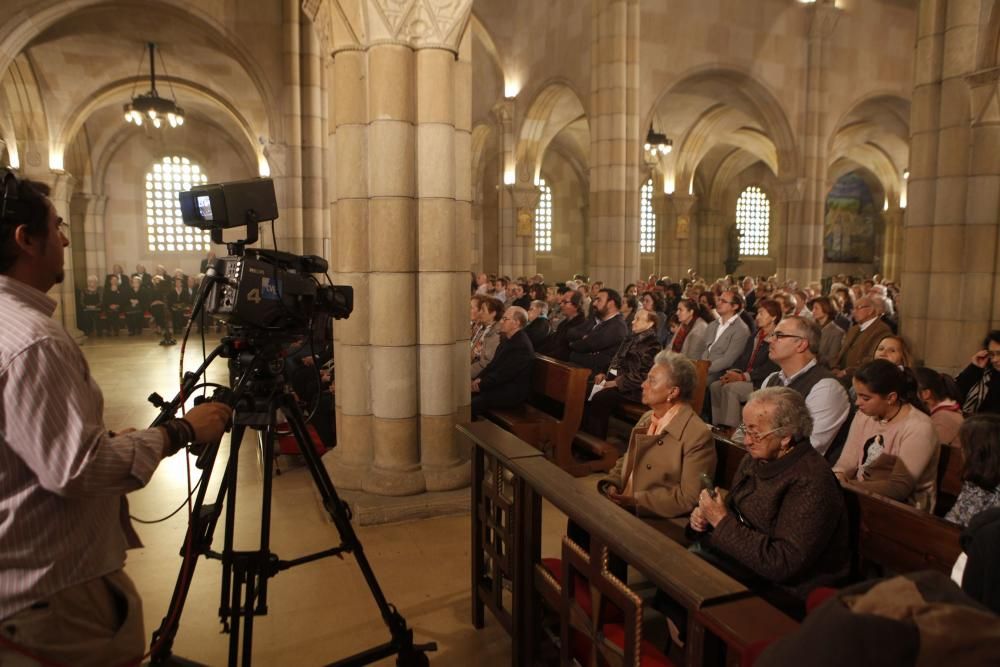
top-left (541, 558), bottom-right (623, 623)
top-left (806, 586), bottom-right (838, 614)
top-left (603, 623), bottom-right (675, 667)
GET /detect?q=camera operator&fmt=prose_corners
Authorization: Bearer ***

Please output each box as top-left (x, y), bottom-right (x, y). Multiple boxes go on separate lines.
top-left (0, 176), bottom-right (232, 666)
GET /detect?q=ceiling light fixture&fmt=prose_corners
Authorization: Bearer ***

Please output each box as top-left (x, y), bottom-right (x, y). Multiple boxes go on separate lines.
top-left (644, 125), bottom-right (672, 155)
top-left (123, 42), bottom-right (184, 129)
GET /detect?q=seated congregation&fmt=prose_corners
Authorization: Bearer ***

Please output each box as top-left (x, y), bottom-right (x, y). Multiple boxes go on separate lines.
top-left (466, 270), bottom-right (1000, 665)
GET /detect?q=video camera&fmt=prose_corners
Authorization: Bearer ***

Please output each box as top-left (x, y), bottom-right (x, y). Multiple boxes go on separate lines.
top-left (178, 178), bottom-right (352, 330)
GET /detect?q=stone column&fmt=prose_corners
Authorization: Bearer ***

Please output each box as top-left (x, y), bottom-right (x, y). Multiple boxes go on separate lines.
top-left (881, 206), bottom-right (905, 282)
top-left (775, 178), bottom-right (804, 281)
top-left (70, 192), bottom-right (106, 286)
top-left (664, 194), bottom-right (695, 280)
top-left (494, 100), bottom-right (533, 278)
top-left (40, 170), bottom-right (78, 333)
top-left (902, 0), bottom-right (990, 370)
top-left (789, 1), bottom-right (840, 283)
top-left (589, 0), bottom-right (641, 289)
top-left (275, 0), bottom-right (304, 254)
top-left (300, 15), bottom-right (326, 256)
top-left (697, 207), bottom-right (724, 279)
top-left (311, 0), bottom-right (473, 495)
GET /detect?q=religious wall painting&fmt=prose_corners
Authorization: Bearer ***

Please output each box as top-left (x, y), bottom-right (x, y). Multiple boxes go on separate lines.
top-left (824, 172), bottom-right (882, 263)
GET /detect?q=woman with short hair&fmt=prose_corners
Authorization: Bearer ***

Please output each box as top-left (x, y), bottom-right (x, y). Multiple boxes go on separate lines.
top-left (834, 359), bottom-right (939, 511)
top-left (808, 296), bottom-right (844, 368)
top-left (471, 296), bottom-right (503, 379)
top-left (873, 334), bottom-right (913, 369)
top-left (945, 415), bottom-right (1000, 527)
top-left (690, 387), bottom-right (850, 613)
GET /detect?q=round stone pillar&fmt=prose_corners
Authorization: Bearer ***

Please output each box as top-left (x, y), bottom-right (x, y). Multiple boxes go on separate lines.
top-left (312, 0), bottom-right (474, 496)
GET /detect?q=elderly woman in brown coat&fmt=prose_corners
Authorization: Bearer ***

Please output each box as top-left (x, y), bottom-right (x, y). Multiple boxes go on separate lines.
top-left (691, 387), bottom-right (850, 615)
top-left (596, 350), bottom-right (716, 519)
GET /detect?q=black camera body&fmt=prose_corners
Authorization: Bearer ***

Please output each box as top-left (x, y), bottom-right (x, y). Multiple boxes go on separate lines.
top-left (179, 178), bottom-right (353, 331)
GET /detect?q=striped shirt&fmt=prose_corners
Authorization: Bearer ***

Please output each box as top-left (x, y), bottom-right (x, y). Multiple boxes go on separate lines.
top-left (0, 275), bottom-right (167, 619)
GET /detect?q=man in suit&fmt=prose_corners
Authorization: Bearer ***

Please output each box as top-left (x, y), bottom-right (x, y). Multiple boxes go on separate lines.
top-left (471, 306), bottom-right (535, 419)
top-left (832, 295), bottom-right (891, 385)
top-left (701, 289), bottom-right (751, 386)
top-left (537, 290), bottom-right (587, 360)
top-left (569, 288), bottom-right (628, 377)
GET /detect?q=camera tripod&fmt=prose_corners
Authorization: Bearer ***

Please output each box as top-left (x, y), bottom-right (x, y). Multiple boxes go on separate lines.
top-left (148, 338), bottom-right (435, 666)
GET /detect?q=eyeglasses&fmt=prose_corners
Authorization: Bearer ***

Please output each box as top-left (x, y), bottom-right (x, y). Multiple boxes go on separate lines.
top-left (500, 316), bottom-right (513, 322)
top-left (737, 423), bottom-right (784, 441)
top-left (57, 218), bottom-right (68, 232)
top-left (765, 331), bottom-right (804, 341)
top-left (988, 350), bottom-right (1000, 359)
top-left (719, 299), bottom-right (734, 305)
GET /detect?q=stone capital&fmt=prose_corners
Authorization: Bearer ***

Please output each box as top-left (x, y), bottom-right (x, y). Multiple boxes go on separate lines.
top-left (666, 193), bottom-right (696, 217)
top-left (966, 67), bottom-right (1000, 127)
top-left (806, 3), bottom-right (841, 42)
top-left (511, 181), bottom-right (540, 211)
top-left (491, 99), bottom-right (514, 127)
top-left (305, 0), bottom-right (473, 56)
top-left (776, 177), bottom-right (806, 203)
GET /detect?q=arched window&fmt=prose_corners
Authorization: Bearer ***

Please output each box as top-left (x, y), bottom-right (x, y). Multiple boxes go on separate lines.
top-left (145, 156), bottom-right (210, 253)
top-left (735, 186), bottom-right (770, 256)
top-left (535, 178), bottom-right (552, 253)
top-left (640, 178), bottom-right (656, 254)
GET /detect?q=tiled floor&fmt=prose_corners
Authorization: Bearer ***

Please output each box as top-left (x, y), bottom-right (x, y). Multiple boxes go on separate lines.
top-left (82, 332), bottom-right (540, 666)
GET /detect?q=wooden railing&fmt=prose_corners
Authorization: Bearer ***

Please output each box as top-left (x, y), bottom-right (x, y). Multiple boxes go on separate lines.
top-left (460, 421), bottom-right (798, 667)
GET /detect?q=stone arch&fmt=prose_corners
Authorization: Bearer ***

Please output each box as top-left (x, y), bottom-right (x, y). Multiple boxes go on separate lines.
top-left (646, 65), bottom-right (799, 189)
top-left (514, 80), bottom-right (590, 185)
top-left (827, 93), bottom-right (909, 205)
top-left (55, 77), bottom-right (262, 180)
top-left (0, 0), bottom-right (279, 141)
top-left (0, 53), bottom-right (51, 170)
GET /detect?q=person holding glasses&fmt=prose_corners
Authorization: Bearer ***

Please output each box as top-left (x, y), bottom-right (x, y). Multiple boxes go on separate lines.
top-left (760, 317), bottom-right (851, 460)
top-left (956, 330), bottom-right (1000, 416)
top-left (689, 387), bottom-right (850, 615)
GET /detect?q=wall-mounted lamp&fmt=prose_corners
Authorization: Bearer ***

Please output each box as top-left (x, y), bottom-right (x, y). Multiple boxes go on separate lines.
top-left (644, 126), bottom-right (672, 155)
top-left (504, 79), bottom-right (521, 99)
top-left (902, 168), bottom-right (909, 180)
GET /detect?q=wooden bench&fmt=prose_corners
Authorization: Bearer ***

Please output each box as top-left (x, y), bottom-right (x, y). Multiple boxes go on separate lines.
top-left (614, 358), bottom-right (711, 424)
top-left (934, 443), bottom-right (964, 517)
top-left (459, 421), bottom-right (800, 667)
top-left (488, 354), bottom-right (617, 477)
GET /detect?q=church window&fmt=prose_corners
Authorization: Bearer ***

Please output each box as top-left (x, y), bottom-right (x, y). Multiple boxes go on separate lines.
top-left (736, 186), bottom-right (770, 256)
top-left (145, 156), bottom-right (210, 253)
top-left (640, 178), bottom-right (656, 254)
top-left (535, 178), bottom-right (552, 254)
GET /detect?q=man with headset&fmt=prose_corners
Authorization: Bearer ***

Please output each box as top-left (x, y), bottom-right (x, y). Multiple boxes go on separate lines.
top-left (0, 173), bottom-right (232, 666)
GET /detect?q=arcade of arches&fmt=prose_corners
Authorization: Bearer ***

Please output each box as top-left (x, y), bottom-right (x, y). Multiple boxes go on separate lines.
top-left (3, 0), bottom-right (1000, 505)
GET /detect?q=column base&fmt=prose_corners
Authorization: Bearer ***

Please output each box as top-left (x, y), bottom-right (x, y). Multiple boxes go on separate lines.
top-left (362, 464), bottom-right (427, 497)
top-left (423, 459), bottom-right (471, 492)
top-left (323, 448), bottom-right (368, 491)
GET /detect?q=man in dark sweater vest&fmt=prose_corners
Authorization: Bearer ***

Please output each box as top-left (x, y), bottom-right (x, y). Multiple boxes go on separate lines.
top-left (760, 317), bottom-right (851, 460)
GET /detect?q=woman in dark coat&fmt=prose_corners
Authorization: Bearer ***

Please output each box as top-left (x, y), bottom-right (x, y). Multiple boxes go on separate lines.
top-left (690, 387), bottom-right (850, 617)
top-left (583, 309), bottom-right (662, 439)
top-left (166, 276), bottom-right (192, 336)
top-left (123, 276), bottom-right (148, 336)
top-left (101, 274), bottom-right (126, 336)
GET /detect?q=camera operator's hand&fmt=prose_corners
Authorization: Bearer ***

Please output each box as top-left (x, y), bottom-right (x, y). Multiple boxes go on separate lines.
top-left (184, 402), bottom-right (233, 444)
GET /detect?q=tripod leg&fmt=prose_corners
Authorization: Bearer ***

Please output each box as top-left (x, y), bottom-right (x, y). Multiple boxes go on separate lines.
top-left (219, 423), bottom-right (246, 627)
top-left (278, 395), bottom-right (416, 648)
top-left (150, 424), bottom-right (244, 664)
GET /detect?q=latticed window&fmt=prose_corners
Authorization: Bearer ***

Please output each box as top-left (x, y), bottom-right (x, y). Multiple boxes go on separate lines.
top-left (535, 178), bottom-right (552, 253)
top-left (145, 156), bottom-right (210, 253)
top-left (736, 186), bottom-right (770, 256)
top-left (640, 178), bottom-right (656, 254)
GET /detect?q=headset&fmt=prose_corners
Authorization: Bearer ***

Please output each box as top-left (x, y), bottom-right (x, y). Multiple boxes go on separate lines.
top-left (1, 168), bottom-right (20, 225)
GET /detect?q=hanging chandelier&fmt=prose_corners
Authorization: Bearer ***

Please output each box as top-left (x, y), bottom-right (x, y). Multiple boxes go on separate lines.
top-left (123, 42), bottom-right (184, 129)
top-left (644, 125), bottom-right (672, 155)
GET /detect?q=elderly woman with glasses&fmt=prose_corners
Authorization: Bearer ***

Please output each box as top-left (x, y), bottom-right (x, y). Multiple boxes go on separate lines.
top-left (690, 387), bottom-right (850, 613)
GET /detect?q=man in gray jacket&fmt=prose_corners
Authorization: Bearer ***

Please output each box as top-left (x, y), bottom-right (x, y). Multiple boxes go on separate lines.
top-left (702, 289), bottom-right (751, 386)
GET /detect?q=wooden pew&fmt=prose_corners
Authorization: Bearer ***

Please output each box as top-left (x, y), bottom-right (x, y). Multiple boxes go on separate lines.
top-left (934, 443), bottom-right (964, 517)
top-left (459, 420), bottom-right (800, 667)
top-left (488, 354), bottom-right (617, 476)
top-left (845, 482), bottom-right (962, 576)
top-left (614, 359), bottom-right (711, 424)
